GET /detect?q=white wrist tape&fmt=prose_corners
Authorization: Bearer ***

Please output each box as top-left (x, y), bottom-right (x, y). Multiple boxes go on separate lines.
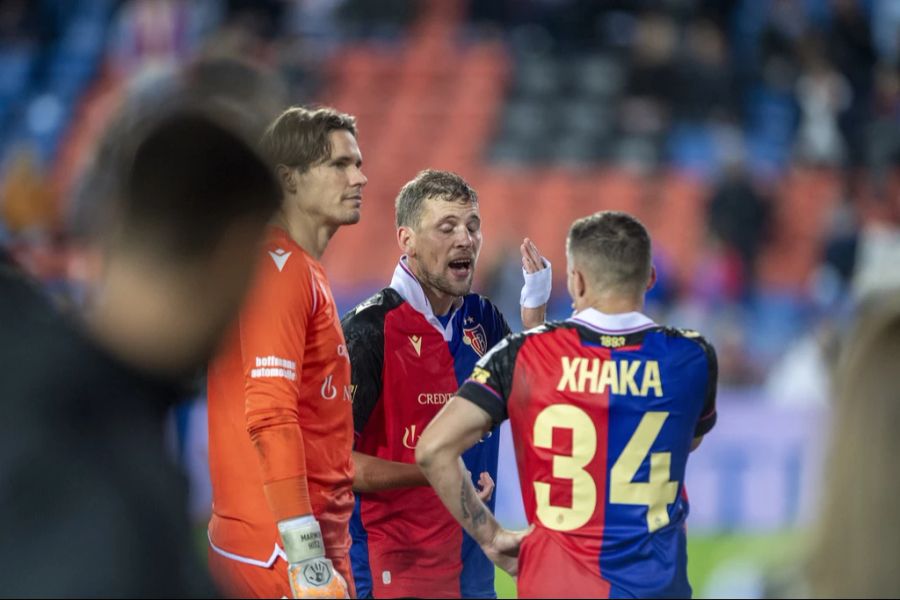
top-left (278, 515), bottom-right (325, 564)
top-left (520, 258), bottom-right (552, 308)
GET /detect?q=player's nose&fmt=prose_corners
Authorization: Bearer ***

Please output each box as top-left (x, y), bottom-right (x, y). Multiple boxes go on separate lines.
top-left (350, 166), bottom-right (367, 188)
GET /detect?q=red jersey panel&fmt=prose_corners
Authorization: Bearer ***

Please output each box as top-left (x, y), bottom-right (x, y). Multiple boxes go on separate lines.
top-left (457, 309), bottom-right (717, 599)
top-left (341, 274), bottom-right (510, 598)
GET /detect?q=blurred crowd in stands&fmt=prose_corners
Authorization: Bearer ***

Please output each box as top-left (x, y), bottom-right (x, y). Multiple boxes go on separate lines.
top-left (2, 0), bottom-right (900, 395)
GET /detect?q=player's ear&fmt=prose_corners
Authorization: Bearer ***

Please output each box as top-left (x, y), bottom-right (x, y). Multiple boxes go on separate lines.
top-left (646, 265), bottom-right (657, 292)
top-left (276, 164), bottom-right (298, 195)
top-left (397, 226), bottom-right (415, 256)
top-left (572, 267), bottom-right (588, 302)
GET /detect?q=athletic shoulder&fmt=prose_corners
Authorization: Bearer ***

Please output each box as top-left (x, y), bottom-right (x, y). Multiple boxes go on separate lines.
top-left (654, 326), bottom-right (717, 358)
top-left (341, 288), bottom-right (404, 330)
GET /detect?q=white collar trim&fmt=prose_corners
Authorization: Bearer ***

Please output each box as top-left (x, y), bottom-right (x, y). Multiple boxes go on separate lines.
top-left (389, 255), bottom-right (463, 341)
top-left (568, 308), bottom-right (655, 334)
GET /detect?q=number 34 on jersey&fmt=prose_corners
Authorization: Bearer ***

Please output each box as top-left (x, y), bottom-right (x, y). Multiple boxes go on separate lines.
top-left (534, 406), bottom-right (678, 534)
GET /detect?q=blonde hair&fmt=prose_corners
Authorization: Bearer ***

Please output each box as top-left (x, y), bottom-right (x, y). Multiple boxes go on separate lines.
top-left (395, 169), bottom-right (478, 229)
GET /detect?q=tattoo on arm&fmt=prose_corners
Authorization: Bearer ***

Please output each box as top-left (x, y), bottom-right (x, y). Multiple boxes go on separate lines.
top-left (460, 478), bottom-right (487, 528)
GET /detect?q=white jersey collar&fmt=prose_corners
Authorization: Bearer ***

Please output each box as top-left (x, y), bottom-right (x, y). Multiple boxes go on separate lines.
top-left (568, 308), bottom-right (656, 334)
top-left (389, 255), bottom-right (463, 341)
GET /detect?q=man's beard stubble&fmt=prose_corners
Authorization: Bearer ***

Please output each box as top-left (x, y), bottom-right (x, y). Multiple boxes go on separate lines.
top-left (419, 267), bottom-right (473, 300)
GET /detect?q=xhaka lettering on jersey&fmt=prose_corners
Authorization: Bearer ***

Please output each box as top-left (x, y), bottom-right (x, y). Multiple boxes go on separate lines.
top-left (556, 356), bottom-right (663, 397)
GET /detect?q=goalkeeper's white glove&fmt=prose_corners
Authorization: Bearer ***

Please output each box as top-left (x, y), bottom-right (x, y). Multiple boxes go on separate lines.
top-left (278, 516), bottom-right (349, 599)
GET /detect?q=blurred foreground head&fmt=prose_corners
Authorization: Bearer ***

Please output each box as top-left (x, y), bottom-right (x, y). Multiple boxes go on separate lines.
top-left (75, 98), bottom-right (280, 377)
top-left (808, 295), bottom-right (900, 597)
top-left (72, 55), bottom-right (285, 240)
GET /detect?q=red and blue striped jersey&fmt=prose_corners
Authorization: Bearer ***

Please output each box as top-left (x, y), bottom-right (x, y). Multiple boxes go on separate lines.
top-left (341, 257), bottom-right (511, 598)
top-left (457, 309), bottom-right (717, 599)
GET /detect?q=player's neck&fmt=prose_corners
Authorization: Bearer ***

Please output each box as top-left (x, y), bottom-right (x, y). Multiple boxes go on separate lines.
top-left (581, 293), bottom-right (644, 316)
top-left (423, 286), bottom-right (456, 317)
top-left (405, 257), bottom-right (458, 316)
top-left (274, 211), bottom-right (336, 260)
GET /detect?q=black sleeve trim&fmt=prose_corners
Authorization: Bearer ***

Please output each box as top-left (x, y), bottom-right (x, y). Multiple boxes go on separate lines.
top-left (457, 381), bottom-right (507, 427)
top-left (694, 411), bottom-right (717, 437)
top-left (457, 327), bottom-right (540, 427)
top-left (691, 332), bottom-right (719, 438)
top-left (341, 289), bottom-right (402, 435)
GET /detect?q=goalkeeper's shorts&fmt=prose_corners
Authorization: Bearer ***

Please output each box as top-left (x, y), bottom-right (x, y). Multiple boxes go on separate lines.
top-left (208, 545), bottom-right (355, 598)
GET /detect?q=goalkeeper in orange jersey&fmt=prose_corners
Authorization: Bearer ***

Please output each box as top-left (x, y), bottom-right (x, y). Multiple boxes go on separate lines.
top-left (207, 106), bottom-right (367, 598)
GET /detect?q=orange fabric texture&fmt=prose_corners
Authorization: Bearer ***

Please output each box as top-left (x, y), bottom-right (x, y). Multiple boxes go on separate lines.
top-left (208, 227), bottom-right (355, 564)
top-left (208, 548), bottom-right (356, 599)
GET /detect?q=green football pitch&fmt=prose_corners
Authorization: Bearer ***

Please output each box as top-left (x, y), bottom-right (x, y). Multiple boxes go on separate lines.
top-left (494, 531), bottom-right (804, 598)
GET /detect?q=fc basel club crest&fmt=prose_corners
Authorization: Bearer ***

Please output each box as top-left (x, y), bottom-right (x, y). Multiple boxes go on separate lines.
top-left (462, 324), bottom-right (488, 357)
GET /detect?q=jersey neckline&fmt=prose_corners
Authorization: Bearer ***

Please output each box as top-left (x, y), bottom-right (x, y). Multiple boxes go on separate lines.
top-left (568, 307), bottom-right (656, 335)
top-left (389, 255), bottom-right (464, 341)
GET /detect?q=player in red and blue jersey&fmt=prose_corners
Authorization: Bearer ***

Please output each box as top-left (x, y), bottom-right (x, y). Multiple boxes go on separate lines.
top-left (417, 211), bottom-right (717, 599)
top-left (341, 170), bottom-right (551, 598)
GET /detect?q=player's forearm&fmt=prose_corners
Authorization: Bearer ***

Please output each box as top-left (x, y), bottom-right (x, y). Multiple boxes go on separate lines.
top-left (521, 304), bottom-right (546, 330)
top-left (352, 451), bottom-right (428, 492)
top-left (247, 417), bottom-right (314, 520)
top-left (416, 447), bottom-right (499, 547)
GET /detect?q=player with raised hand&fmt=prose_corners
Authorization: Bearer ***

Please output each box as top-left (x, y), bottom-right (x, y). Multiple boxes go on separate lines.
top-left (417, 211), bottom-right (717, 598)
top-left (341, 169), bottom-right (551, 598)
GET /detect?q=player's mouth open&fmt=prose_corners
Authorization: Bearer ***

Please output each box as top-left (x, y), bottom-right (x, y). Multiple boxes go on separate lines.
top-left (448, 259), bottom-right (472, 276)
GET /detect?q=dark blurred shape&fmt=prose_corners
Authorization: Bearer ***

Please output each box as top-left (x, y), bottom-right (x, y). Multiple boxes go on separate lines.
top-left (706, 163), bottom-right (772, 297)
top-left (0, 81), bottom-right (281, 596)
top-left (807, 294), bottom-right (900, 597)
top-left (70, 54), bottom-right (286, 242)
top-left (182, 54), bottom-right (288, 140)
top-left (673, 18), bottom-right (735, 122)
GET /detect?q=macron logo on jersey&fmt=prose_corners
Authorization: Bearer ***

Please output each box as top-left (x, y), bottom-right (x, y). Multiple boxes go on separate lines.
top-left (268, 248), bottom-right (291, 272)
top-left (409, 335), bottom-right (422, 356)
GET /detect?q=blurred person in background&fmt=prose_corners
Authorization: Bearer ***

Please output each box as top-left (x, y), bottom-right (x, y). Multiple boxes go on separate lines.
top-left (0, 100), bottom-right (282, 596)
top-left (206, 106), bottom-right (366, 599)
top-left (807, 295), bottom-right (900, 598)
top-left (417, 211), bottom-right (718, 598)
top-left (794, 43), bottom-right (851, 166)
top-left (341, 169), bottom-right (550, 598)
top-left (706, 157), bottom-right (772, 300)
